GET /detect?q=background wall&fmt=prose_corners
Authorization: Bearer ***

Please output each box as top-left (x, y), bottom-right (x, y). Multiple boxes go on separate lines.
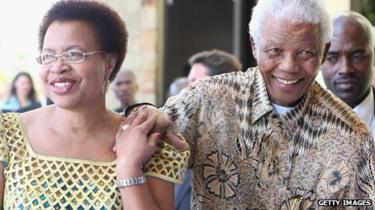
top-left (104, 0), bottom-right (159, 109)
top-left (0, 0), bottom-right (358, 110)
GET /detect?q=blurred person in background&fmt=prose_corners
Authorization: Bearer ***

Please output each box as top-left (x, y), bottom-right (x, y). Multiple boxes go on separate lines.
top-left (112, 70), bottom-right (138, 113)
top-left (167, 77), bottom-right (189, 99)
top-left (0, 72), bottom-right (41, 112)
top-left (187, 49), bottom-right (242, 84)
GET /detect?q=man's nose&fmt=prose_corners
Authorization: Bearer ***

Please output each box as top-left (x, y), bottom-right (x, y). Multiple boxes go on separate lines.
top-left (279, 54), bottom-right (298, 73)
top-left (338, 57), bottom-right (353, 74)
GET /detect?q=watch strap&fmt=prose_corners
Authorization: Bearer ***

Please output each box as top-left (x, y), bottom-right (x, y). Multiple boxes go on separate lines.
top-left (116, 175), bottom-right (146, 188)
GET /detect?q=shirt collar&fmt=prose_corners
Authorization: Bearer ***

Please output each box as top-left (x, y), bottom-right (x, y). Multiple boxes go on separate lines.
top-left (250, 68), bottom-right (273, 123)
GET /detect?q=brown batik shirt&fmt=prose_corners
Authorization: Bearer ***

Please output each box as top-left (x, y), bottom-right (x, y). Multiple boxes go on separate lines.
top-left (163, 67), bottom-right (375, 210)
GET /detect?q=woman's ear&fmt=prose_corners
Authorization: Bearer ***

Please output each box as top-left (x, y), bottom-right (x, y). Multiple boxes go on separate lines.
top-left (105, 53), bottom-right (118, 80)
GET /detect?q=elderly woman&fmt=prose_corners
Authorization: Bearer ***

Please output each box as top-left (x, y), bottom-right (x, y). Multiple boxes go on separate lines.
top-left (0, 1), bottom-right (188, 209)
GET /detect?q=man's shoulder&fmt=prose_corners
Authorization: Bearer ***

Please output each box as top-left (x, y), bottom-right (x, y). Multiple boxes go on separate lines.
top-left (193, 67), bottom-right (257, 92)
top-left (309, 82), bottom-right (370, 136)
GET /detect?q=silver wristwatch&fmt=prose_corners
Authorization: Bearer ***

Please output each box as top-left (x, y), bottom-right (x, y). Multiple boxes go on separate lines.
top-left (116, 175), bottom-right (146, 188)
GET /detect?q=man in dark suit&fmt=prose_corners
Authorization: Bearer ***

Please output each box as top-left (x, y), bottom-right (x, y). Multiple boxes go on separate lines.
top-left (322, 11), bottom-right (375, 139)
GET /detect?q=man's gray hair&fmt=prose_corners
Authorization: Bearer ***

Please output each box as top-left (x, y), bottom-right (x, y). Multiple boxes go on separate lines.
top-left (249, 0), bottom-right (332, 48)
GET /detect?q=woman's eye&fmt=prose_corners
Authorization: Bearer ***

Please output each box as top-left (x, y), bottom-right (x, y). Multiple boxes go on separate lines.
top-left (66, 51), bottom-right (83, 60)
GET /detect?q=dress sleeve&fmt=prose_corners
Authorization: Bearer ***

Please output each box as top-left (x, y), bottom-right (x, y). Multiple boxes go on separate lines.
top-left (0, 112), bottom-right (9, 163)
top-left (143, 140), bottom-right (190, 184)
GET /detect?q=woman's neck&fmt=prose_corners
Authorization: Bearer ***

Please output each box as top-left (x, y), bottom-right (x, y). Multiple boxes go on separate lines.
top-left (49, 105), bottom-right (120, 137)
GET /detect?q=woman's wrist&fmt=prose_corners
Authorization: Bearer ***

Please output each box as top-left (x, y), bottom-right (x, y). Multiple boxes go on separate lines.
top-left (116, 165), bottom-right (143, 178)
top-left (116, 159), bottom-right (144, 177)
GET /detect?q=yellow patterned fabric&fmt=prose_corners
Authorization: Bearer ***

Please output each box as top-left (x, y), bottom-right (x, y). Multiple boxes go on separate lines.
top-left (0, 113), bottom-right (189, 210)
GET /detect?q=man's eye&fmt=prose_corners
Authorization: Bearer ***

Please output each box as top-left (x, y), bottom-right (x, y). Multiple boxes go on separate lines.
top-left (300, 50), bottom-right (312, 55)
top-left (298, 50), bottom-right (315, 59)
top-left (352, 53), bottom-right (366, 63)
top-left (265, 48), bottom-right (281, 56)
top-left (326, 56), bottom-right (338, 64)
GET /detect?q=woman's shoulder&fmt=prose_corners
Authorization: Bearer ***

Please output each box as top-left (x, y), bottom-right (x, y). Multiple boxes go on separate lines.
top-left (20, 105), bottom-right (52, 125)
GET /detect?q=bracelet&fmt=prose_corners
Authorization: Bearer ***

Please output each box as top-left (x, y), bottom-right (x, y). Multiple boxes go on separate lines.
top-left (123, 103), bottom-right (155, 117)
top-left (116, 175), bottom-right (146, 188)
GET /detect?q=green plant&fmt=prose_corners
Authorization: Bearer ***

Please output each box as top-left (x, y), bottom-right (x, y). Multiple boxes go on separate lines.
top-left (361, 0), bottom-right (375, 25)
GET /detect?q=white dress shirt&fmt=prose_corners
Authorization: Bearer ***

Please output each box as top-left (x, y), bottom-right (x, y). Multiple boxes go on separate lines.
top-left (353, 88), bottom-right (375, 140)
top-left (272, 103), bottom-right (293, 115)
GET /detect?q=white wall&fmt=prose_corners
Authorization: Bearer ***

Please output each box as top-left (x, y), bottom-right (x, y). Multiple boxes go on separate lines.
top-left (326, 0), bottom-right (351, 16)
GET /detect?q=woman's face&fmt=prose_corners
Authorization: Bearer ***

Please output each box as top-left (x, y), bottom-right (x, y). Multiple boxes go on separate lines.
top-left (39, 20), bottom-right (115, 109)
top-left (15, 75), bottom-right (32, 98)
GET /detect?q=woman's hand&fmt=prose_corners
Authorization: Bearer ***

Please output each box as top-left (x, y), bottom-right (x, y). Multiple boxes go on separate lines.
top-left (125, 104), bottom-right (188, 150)
top-left (114, 106), bottom-right (162, 173)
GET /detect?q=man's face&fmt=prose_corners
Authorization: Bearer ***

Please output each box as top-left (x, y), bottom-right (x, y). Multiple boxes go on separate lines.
top-left (321, 19), bottom-right (374, 107)
top-left (188, 63), bottom-right (209, 84)
top-left (254, 17), bottom-right (325, 107)
top-left (113, 72), bottom-right (138, 107)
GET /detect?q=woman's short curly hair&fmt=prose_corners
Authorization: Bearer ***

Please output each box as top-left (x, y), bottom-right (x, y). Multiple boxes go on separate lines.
top-left (38, 0), bottom-right (128, 81)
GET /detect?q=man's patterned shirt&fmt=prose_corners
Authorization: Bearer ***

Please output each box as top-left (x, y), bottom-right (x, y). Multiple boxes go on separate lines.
top-left (163, 67), bottom-right (375, 209)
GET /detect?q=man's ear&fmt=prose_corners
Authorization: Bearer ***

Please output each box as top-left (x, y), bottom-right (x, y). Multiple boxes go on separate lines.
top-left (250, 36), bottom-right (257, 60)
top-left (321, 42), bottom-right (331, 64)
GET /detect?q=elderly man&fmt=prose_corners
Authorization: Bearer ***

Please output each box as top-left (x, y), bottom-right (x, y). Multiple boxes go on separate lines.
top-left (130, 0), bottom-right (375, 208)
top-left (112, 70), bottom-right (138, 113)
top-left (321, 12), bottom-right (375, 139)
top-left (187, 49), bottom-right (242, 84)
